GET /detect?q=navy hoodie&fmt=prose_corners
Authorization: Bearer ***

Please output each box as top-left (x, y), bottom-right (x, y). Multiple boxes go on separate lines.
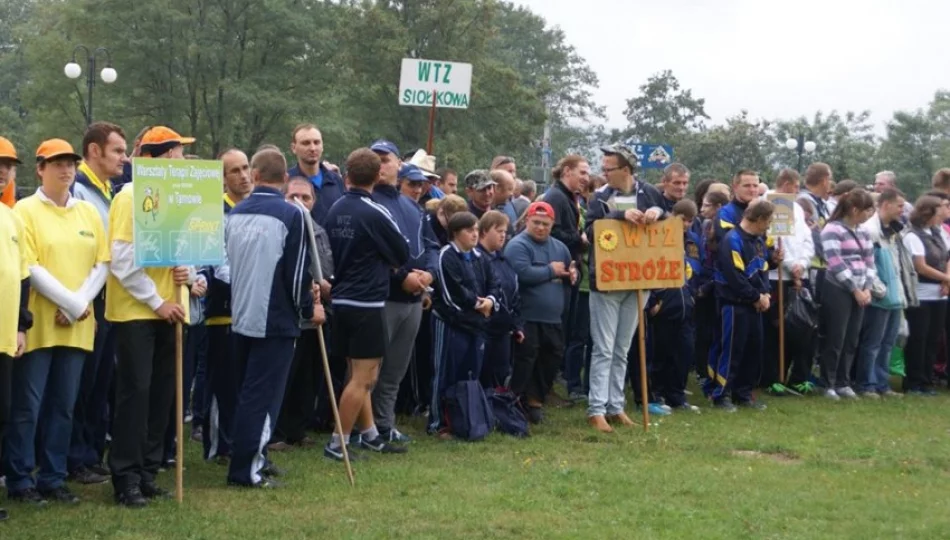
top-left (326, 188), bottom-right (410, 309)
top-left (476, 244), bottom-right (523, 336)
top-left (372, 184), bottom-right (440, 304)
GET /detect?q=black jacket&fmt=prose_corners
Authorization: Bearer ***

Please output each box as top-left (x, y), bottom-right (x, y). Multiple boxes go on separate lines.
top-left (542, 180), bottom-right (583, 263)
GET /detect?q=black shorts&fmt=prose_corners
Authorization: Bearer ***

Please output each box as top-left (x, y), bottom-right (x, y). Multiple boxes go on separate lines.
top-left (331, 305), bottom-right (387, 360)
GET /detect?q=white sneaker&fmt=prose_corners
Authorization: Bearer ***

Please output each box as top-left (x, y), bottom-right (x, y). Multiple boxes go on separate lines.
top-left (824, 389), bottom-right (841, 401)
top-left (836, 387), bottom-right (859, 399)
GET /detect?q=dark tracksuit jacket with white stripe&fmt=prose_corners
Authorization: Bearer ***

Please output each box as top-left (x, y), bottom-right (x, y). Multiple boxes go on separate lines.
top-left (225, 186), bottom-right (314, 338)
top-left (326, 188), bottom-right (410, 309)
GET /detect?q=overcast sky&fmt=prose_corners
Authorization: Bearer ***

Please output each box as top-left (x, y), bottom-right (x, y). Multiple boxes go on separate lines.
top-left (517, 0), bottom-right (950, 133)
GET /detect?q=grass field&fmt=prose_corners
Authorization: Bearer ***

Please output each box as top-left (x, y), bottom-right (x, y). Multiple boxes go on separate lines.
top-left (5, 386), bottom-right (950, 539)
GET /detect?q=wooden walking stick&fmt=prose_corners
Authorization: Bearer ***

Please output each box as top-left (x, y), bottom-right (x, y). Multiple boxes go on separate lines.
top-left (294, 200), bottom-right (355, 486)
top-left (778, 238), bottom-right (785, 385)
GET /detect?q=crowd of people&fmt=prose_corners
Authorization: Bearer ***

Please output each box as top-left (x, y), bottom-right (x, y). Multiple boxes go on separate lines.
top-left (1, 118), bottom-right (950, 518)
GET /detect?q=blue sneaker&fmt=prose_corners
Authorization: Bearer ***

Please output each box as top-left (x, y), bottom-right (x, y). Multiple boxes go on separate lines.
top-left (323, 443), bottom-right (366, 462)
top-left (646, 403), bottom-right (671, 416)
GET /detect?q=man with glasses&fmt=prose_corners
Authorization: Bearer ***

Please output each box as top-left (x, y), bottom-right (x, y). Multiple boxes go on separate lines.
top-left (584, 145), bottom-right (667, 432)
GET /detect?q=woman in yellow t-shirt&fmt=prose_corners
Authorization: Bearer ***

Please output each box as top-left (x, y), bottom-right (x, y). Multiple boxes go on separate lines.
top-left (2, 140), bottom-right (109, 505)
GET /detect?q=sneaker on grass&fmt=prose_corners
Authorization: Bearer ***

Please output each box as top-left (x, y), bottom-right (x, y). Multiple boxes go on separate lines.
top-left (360, 437), bottom-right (408, 454)
top-left (835, 387), bottom-right (859, 399)
top-left (823, 389), bottom-right (841, 401)
top-left (323, 444), bottom-right (366, 462)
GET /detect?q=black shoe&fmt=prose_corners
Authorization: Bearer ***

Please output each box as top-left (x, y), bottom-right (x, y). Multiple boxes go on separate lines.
top-left (323, 443), bottom-right (366, 462)
top-left (713, 397), bottom-right (737, 413)
top-left (8, 487), bottom-right (48, 507)
top-left (70, 466), bottom-right (109, 485)
top-left (360, 437), bottom-right (408, 454)
top-left (737, 399), bottom-right (767, 411)
top-left (115, 486), bottom-right (148, 508)
top-left (525, 407), bottom-right (544, 425)
top-left (260, 462), bottom-right (285, 478)
top-left (228, 478), bottom-right (282, 489)
top-left (140, 482), bottom-right (172, 500)
top-left (88, 464), bottom-right (111, 477)
top-left (38, 486), bottom-right (80, 504)
top-left (0, 507), bottom-right (7, 521)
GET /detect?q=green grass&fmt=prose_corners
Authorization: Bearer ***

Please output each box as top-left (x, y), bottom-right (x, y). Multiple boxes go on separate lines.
top-left (6, 387), bottom-right (950, 539)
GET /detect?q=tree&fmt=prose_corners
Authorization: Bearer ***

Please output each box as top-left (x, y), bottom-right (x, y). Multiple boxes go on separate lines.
top-left (877, 110), bottom-right (939, 197)
top-left (620, 70), bottom-right (709, 145)
top-left (770, 110), bottom-right (878, 185)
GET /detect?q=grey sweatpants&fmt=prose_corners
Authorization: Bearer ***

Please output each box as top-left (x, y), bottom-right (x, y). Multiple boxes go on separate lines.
top-left (372, 301), bottom-right (423, 431)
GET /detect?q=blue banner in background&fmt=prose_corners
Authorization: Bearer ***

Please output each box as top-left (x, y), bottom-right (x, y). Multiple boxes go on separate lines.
top-left (624, 142), bottom-right (674, 169)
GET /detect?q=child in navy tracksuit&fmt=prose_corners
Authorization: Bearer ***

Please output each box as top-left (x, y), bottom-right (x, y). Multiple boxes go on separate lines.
top-left (430, 212), bottom-right (501, 434)
top-left (708, 201), bottom-right (774, 411)
top-left (476, 211), bottom-right (523, 389)
top-left (647, 200), bottom-right (701, 409)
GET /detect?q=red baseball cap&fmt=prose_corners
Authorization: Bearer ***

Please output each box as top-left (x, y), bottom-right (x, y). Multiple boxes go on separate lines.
top-left (525, 201), bottom-right (555, 219)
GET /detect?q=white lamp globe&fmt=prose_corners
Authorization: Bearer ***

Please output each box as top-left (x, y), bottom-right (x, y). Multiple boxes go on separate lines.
top-left (64, 62), bottom-right (82, 79)
top-left (785, 138), bottom-right (798, 150)
top-left (803, 141), bottom-right (817, 153)
top-left (100, 67), bottom-right (117, 84)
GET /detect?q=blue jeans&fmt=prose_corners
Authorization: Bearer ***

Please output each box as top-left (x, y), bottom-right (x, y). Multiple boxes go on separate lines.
top-left (3, 347), bottom-right (85, 493)
top-left (856, 306), bottom-right (902, 393)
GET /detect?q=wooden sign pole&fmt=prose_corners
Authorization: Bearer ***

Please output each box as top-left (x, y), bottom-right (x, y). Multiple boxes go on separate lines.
top-left (175, 284), bottom-right (185, 503)
top-left (637, 290), bottom-right (650, 432)
top-left (777, 238), bottom-right (785, 385)
top-left (426, 90), bottom-right (437, 154)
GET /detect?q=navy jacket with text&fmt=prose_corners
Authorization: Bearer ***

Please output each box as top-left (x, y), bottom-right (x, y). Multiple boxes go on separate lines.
top-left (202, 195), bottom-right (239, 324)
top-left (433, 243), bottom-right (501, 335)
top-left (584, 181), bottom-right (667, 292)
top-left (714, 225), bottom-right (770, 306)
top-left (326, 189), bottom-right (411, 309)
top-left (371, 184), bottom-right (440, 304)
top-left (225, 186), bottom-right (314, 338)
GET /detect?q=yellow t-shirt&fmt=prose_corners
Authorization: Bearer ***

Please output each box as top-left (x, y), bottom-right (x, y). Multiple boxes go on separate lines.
top-left (14, 194), bottom-right (110, 353)
top-left (0, 204), bottom-right (28, 356)
top-left (105, 186), bottom-right (189, 323)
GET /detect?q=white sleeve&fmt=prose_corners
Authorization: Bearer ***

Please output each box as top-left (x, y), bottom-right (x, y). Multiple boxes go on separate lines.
top-left (783, 202), bottom-right (814, 273)
top-left (110, 240), bottom-right (165, 312)
top-left (903, 233), bottom-right (924, 257)
top-left (77, 263), bottom-right (109, 305)
top-left (28, 266), bottom-right (88, 320)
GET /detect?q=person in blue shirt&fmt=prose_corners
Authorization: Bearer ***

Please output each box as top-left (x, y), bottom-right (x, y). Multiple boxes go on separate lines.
top-left (325, 148), bottom-right (410, 460)
top-left (288, 123), bottom-right (345, 226)
top-left (708, 200), bottom-right (775, 412)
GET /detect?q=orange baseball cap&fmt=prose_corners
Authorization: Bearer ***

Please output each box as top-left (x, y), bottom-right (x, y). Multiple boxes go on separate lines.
top-left (36, 139), bottom-right (81, 163)
top-left (141, 126), bottom-right (196, 146)
top-left (0, 136), bottom-right (21, 164)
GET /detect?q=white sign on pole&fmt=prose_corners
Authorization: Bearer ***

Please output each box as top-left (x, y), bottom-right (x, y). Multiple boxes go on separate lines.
top-left (399, 58), bottom-right (472, 110)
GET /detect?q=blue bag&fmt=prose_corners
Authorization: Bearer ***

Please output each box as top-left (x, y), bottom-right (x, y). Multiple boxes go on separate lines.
top-left (444, 379), bottom-right (495, 441)
top-left (485, 388), bottom-right (529, 438)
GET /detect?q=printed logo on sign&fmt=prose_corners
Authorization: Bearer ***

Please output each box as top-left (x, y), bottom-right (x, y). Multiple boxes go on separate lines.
top-left (142, 186), bottom-right (160, 221)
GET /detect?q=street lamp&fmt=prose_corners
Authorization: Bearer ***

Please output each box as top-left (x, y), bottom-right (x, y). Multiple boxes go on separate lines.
top-left (64, 46), bottom-right (116, 127)
top-left (785, 134), bottom-right (816, 173)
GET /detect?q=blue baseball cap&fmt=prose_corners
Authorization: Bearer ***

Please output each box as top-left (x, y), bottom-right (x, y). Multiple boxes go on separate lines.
top-left (398, 163), bottom-right (429, 183)
top-left (370, 139), bottom-right (400, 156)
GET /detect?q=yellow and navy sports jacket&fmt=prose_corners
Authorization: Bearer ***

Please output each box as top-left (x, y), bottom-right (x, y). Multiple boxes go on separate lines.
top-left (714, 226), bottom-right (770, 306)
top-left (713, 199), bottom-right (749, 243)
top-left (646, 230), bottom-right (702, 322)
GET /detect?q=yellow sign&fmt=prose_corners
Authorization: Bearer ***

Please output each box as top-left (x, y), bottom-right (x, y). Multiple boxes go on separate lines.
top-left (766, 193), bottom-right (796, 237)
top-left (593, 218), bottom-right (686, 291)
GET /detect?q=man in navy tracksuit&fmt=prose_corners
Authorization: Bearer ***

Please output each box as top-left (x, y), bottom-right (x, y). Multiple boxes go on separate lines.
top-left (201, 149), bottom-right (252, 462)
top-left (369, 142), bottom-right (439, 444)
top-left (224, 148), bottom-right (320, 487)
top-left (708, 200), bottom-right (774, 412)
top-left (288, 123), bottom-right (345, 226)
top-left (325, 148), bottom-right (410, 460)
top-left (647, 201), bottom-right (701, 410)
